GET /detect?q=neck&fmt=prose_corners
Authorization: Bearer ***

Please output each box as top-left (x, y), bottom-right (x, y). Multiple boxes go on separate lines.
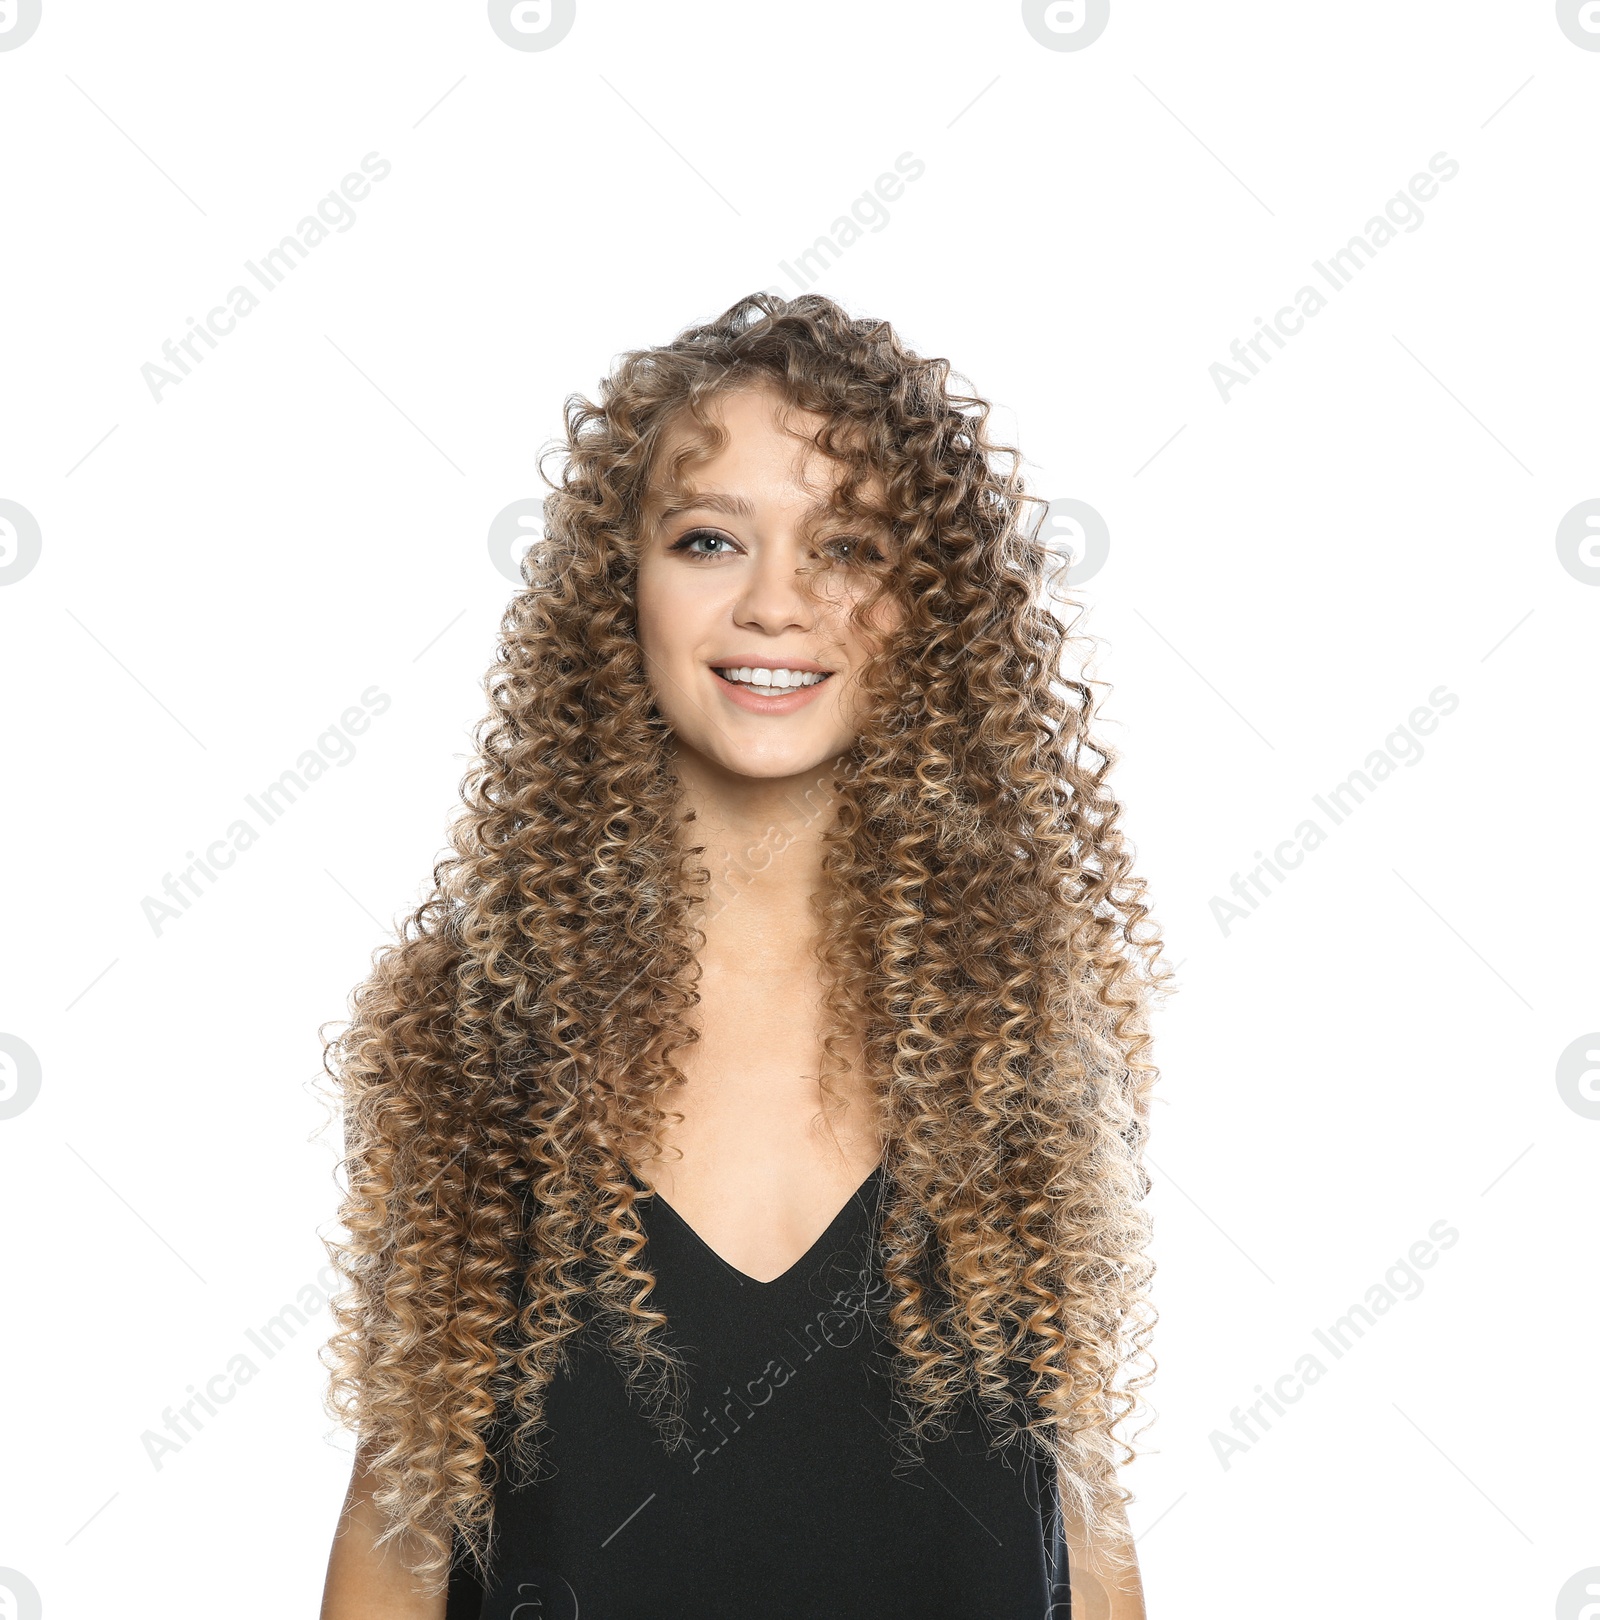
top-left (668, 745), bottom-right (844, 962)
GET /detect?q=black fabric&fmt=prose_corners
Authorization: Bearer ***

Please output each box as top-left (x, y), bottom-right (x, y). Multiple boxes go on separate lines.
top-left (446, 1165), bottom-right (1070, 1619)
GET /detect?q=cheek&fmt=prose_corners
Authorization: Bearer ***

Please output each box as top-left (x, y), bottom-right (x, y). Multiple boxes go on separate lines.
top-left (635, 559), bottom-right (722, 677)
top-left (837, 582), bottom-right (905, 656)
top-left (869, 590), bottom-right (907, 639)
top-left (633, 560), bottom-right (678, 665)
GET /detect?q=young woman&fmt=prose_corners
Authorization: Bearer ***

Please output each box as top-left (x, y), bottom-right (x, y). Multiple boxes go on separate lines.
top-left (318, 293), bottom-right (1168, 1619)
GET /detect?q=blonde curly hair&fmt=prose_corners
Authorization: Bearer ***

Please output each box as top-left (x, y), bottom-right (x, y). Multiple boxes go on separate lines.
top-left (318, 290), bottom-right (1172, 1593)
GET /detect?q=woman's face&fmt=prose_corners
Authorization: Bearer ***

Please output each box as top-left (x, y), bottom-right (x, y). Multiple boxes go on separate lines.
top-left (635, 385), bottom-right (899, 784)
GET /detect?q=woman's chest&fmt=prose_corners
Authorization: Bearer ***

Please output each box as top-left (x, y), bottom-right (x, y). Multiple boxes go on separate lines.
top-left (464, 1202), bottom-right (1066, 1620)
top-left (633, 970), bottom-right (883, 1282)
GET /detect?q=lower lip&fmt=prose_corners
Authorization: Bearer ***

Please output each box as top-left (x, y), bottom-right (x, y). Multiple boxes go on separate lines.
top-left (711, 670), bottom-right (831, 713)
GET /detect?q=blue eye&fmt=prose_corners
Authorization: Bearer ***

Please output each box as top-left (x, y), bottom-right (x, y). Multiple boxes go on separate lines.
top-left (669, 527), bottom-right (737, 559)
top-left (824, 536), bottom-right (884, 564)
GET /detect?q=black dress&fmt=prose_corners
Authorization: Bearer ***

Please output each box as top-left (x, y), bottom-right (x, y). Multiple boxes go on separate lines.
top-left (446, 1164), bottom-right (1071, 1618)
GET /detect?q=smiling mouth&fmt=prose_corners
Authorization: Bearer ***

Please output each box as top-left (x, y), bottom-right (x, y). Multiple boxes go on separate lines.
top-left (711, 665), bottom-right (833, 692)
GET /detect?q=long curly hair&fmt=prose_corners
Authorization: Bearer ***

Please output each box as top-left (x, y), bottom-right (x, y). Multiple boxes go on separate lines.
top-left (318, 290), bottom-right (1172, 1594)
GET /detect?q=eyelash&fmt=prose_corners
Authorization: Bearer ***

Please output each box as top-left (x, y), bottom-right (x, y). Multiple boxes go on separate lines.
top-left (668, 528), bottom-right (738, 561)
top-left (667, 527), bottom-right (883, 565)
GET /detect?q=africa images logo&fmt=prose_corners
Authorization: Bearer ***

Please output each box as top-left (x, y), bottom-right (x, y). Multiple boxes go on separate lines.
top-left (0, 1034), bottom-right (43, 1121)
top-left (0, 499), bottom-right (43, 585)
top-left (1021, 0), bottom-right (1110, 51)
top-left (0, 1569), bottom-right (42, 1620)
top-left (140, 155), bottom-right (392, 404)
top-left (488, 0), bottom-right (575, 51)
top-left (1556, 0), bottom-right (1600, 49)
top-left (1036, 499), bottom-right (1110, 590)
top-left (488, 499), bottom-right (544, 582)
top-left (1556, 1033), bottom-right (1600, 1120)
top-left (1555, 499), bottom-right (1600, 585)
top-left (0, 0), bottom-right (42, 50)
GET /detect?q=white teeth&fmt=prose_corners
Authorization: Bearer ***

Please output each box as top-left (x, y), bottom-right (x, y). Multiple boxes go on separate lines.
top-left (717, 666), bottom-right (826, 690)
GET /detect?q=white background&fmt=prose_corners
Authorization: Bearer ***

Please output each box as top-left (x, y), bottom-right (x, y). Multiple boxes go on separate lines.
top-left (1, 3), bottom-right (1596, 1616)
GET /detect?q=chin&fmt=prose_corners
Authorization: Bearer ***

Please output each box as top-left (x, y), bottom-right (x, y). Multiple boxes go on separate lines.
top-left (723, 752), bottom-right (836, 782)
top-left (701, 737), bottom-right (847, 783)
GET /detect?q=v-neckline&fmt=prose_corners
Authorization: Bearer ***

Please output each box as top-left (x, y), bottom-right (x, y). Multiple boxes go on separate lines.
top-left (638, 1163), bottom-right (885, 1289)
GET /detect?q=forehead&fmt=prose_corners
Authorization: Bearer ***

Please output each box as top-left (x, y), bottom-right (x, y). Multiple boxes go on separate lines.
top-left (644, 387), bottom-right (884, 520)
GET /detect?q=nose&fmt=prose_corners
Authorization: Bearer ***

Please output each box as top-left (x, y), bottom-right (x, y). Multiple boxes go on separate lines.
top-left (731, 536), bottom-right (815, 635)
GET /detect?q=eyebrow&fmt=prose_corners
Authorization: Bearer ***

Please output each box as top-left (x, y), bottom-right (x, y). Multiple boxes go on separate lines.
top-left (654, 488), bottom-right (838, 525)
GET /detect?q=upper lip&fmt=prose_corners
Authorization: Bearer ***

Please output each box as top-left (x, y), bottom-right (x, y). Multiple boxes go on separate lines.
top-left (709, 656), bottom-right (833, 674)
